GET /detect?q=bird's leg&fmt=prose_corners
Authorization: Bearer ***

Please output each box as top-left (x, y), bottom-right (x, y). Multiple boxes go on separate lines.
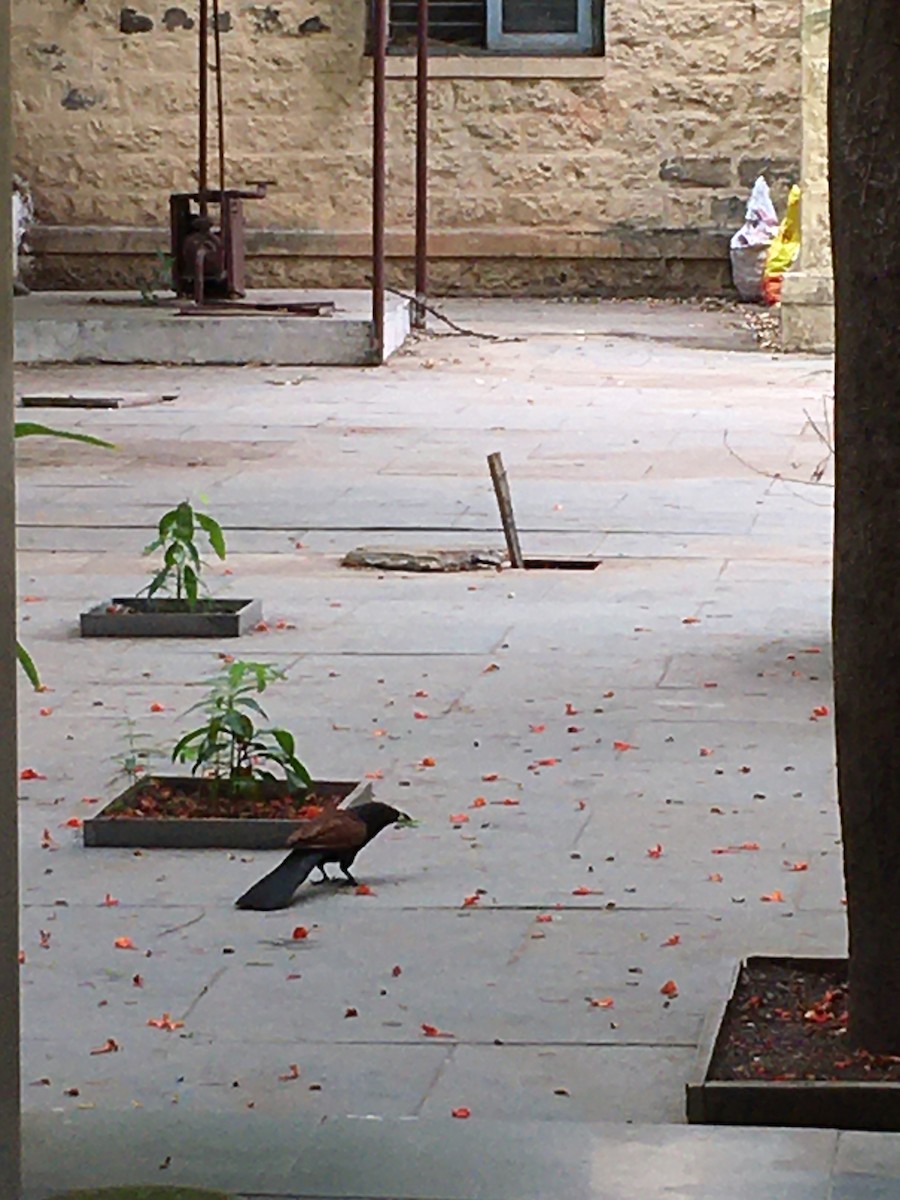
top-left (340, 865), bottom-right (358, 886)
top-left (311, 865), bottom-right (333, 885)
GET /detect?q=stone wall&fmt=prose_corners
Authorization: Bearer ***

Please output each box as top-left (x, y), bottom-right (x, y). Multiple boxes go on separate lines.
top-left (11, 0), bottom-right (803, 294)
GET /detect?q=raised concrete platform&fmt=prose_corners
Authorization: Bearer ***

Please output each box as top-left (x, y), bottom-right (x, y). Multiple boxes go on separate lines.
top-left (13, 289), bottom-right (411, 366)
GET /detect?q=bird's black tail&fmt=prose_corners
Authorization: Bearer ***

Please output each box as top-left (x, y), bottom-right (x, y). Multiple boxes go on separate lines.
top-left (235, 849), bottom-right (325, 910)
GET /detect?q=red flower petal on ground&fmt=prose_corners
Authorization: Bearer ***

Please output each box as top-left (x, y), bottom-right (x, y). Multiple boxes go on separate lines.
top-left (661, 935), bottom-right (681, 947)
top-left (660, 980), bottom-right (679, 998)
top-left (255, 621), bottom-right (270, 633)
top-left (572, 886), bottom-right (602, 896)
top-left (40, 829), bottom-right (56, 849)
top-left (61, 817), bottom-right (82, 828)
top-left (481, 773), bottom-right (499, 782)
top-left (355, 885), bottom-right (374, 896)
top-left (18, 950), bottom-right (25, 965)
top-left (612, 741), bottom-right (633, 752)
top-left (699, 747), bottom-right (713, 757)
top-left (462, 894), bottom-right (480, 907)
top-left (588, 997), bottom-right (614, 1008)
top-left (20, 768), bottom-right (47, 781)
top-left (392, 965), bottom-right (402, 977)
top-left (414, 711), bottom-right (429, 720)
top-left (147, 1014), bottom-right (184, 1031)
top-left (535, 914), bottom-right (553, 923)
top-left (647, 844), bottom-right (663, 859)
top-left (529, 724), bottom-right (546, 734)
top-left (682, 617), bottom-right (701, 624)
top-left (536, 757), bottom-right (559, 767)
top-left (421, 1023), bottom-right (455, 1038)
top-left (451, 1107), bottom-right (471, 1119)
top-left (708, 873), bottom-right (724, 883)
top-left (22, 595), bottom-right (45, 603)
top-left (498, 797), bottom-right (519, 806)
top-left (132, 974), bottom-right (143, 987)
top-left (114, 937), bottom-right (137, 950)
top-left (565, 703), bottom-right (579, 716)
top-left (810, 705), bottom-right (830, 719)
top-left (450, 812), bottom-right (470, 824)
top-left (760, 890), bottom-right (785, 903)
top-left (279, 1064), bottom-right (301, 1081)
top-left (291, 926), bottom-right (309, 940)
top-left (414, 690), bottom-right (429, 698)
top-left (149, 702), bottom-right (166, 712)
top-left (739, 842), bottom-right (761, 851)
top-left (471, 797), bottom-right (487, 808)
top-left (785, 861), bottom-right (809, 872)
top-left (420, 757), bottom-right (436, 767)
top-left (39, 707), bottom-right (53, 717)
top-left (365, 770), bottom-right (384, 780)
top-left (90, 1038), bottom-right (120, 1055)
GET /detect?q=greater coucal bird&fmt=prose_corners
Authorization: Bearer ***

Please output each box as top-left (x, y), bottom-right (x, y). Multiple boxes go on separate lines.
top-left (235, 801), bottom-right (409, 910)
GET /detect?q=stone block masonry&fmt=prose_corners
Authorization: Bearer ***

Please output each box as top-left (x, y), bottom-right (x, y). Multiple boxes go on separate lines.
top-left (11, 0), bottom-right (802, 294)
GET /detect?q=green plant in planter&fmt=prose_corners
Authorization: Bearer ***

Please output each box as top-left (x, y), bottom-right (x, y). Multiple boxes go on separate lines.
top-left (143, 500), bottom-right (226, 607)
top-left (172, 660), bottom-right (312, 795)
top-left (15, 420), bottom-right (114, 688)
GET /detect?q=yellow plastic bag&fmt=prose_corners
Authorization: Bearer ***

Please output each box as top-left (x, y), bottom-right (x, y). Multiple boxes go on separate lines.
top-left (762, 184), bottom-right (801, 305)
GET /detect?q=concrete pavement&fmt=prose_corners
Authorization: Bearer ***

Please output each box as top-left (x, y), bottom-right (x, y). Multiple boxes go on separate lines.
top-left (13, 299), bottom-right (865, 1198)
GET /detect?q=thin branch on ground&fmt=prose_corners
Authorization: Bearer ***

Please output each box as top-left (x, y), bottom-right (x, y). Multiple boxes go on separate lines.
top-left (376, 283), bottom-right (525, 343)
top-left (801, 395), bottom-right (835, 483)
top-left (723, 430), bottom-right (833, 489)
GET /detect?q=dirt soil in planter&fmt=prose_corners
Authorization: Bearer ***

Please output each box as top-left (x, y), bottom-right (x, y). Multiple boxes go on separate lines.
top-left (711, 960), bottom-right (900, 1083)
top-left (106, 778), bottom-right (346, 821)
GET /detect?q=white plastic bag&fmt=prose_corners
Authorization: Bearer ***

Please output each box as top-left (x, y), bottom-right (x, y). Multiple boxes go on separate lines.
top-left (729, 176), bottom-right (779, 302)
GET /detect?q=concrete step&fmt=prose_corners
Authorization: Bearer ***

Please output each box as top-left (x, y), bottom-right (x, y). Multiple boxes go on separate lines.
top-left (23, 1111), bottom-right (900, 1199)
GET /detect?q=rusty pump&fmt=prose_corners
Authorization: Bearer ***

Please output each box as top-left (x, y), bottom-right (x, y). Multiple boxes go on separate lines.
top-left (170, 0), bottom-right (269, 305)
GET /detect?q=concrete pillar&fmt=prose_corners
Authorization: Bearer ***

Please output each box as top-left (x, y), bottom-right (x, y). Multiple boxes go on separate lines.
top-left (780, 0), bottom-right (834, 352)
top-left (0, 0), bottom-right (22, 1194)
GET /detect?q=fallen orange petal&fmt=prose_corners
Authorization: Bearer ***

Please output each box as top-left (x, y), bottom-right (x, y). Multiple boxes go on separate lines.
top-left (22, 595), bottom-right (45, 603)
top-left (682, 616), bottom-right (701, 624)
top-left (420, 757), bottom-right (436, 767)
top-left (449, 812), bottom-right (470, 824)
top-left (572, 886), bottom-right (601, 896)
top-left (414, 689), bottom-right (429, 698)
top-left (40, 828), bottom-right (56, 849)
top-left (785, 861), bottom-right (809, 872)
top-left (20, 768), bottom-right (47, 781)
top-left (291, 926), bottom-right (309, 940)
top-left (114, 937), bottom-right (137, 950)
top-left (661, 934), bottom-right (681, 947)
top-left (355, 884), bottom-right (374, 896)
top-left (660, 980), bottom-right (679, 998)
top-left (499, 797), bottom-right (520, 807)
top-left (147, 1013), bottom-right (184, 1031)
top-left (39, 707), bottom-right (53, 717)
top-left (149, 702), bottom-right (166, 713)
top-left (565, 703), bottom-right (579, 716)
top-left (462, 894), bottom-right (480, 907)
top-left (699, 747), bottom-right (713, 757)
top-left (421, 1023), bottom-right (454, 1038)
top-left (535, 913), bottom-right (553, 923)
top-left (761, 890), bottom-right (785, 903)
top-left (536, 757), bottom-right (559, 767)
top-left (451, 1107), bottom-right (471, 1119)
top-left (647, 844), bottom-right (663, 859)
top-left (279, 1063), bottom-right (301, 1081)
top-left (471, 797), bottom-right (487, 809)
top-left (414, 711), bottom-right (429, 720)
top-left (612, 741), bottom-right (633, 752)
top-left (365, 770), bottom-right (384, 780)
top-left (61, 817), bottom-right (83, 829)
top-left (90, 1038), bottom-right (120, 1055)
top-left (481, 773), bottom-right (499, 782)
top-left (529, 723), bottom-right (546, 734)
top-left (589, 997), bottom-right (615, 1008)
top-left (708, 872), bottom-right (724, 883)
top-left (811, 705), bottom-right (830, 719)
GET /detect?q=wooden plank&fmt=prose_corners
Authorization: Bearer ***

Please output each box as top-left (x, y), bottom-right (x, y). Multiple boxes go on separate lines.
top-left (487, 450), bottom-right (524, 569)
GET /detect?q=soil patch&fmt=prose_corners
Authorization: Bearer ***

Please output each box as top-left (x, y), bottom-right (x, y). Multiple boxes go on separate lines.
top-left (106, 777), bottom-right (344, 821)
top-left (711, 960), bottom-right (900, 1083)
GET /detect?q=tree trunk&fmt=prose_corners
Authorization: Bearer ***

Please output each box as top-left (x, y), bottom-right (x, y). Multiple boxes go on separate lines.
top-left (830, 0), bottom-right (900, 1053)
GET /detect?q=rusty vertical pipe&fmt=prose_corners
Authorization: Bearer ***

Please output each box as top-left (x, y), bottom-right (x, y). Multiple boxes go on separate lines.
top-left (413, 0), bottom-right (428, 329)
top-left (212, 0), bottom-right (226, 198)
top-left (372, 0), bottom-right (387, 362)
top-left (198, 0), bottom-right (209, 213)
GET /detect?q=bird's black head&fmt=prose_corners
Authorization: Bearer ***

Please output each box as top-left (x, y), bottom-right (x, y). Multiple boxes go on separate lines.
top-left (352, 801), bottom-right (412, 836)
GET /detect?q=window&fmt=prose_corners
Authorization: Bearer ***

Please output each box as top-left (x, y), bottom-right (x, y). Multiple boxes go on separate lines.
top-left (386, 0), bottom-right (603, 54)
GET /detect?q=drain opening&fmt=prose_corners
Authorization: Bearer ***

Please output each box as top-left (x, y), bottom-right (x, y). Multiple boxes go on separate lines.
top-left (521, 557), bottom-right (602, 571)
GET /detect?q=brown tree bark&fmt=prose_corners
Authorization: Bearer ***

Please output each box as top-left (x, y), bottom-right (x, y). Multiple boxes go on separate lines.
top-left (830, 0), bottom-right (900, 1053)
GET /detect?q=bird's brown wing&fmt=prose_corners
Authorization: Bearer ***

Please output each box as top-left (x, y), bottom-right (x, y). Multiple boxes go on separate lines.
top-left (286, 809), bottom-right (368, 851)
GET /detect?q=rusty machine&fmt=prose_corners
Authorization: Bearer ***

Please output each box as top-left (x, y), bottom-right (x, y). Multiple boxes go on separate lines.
top-left (170, 0), bottom-right (333, 316)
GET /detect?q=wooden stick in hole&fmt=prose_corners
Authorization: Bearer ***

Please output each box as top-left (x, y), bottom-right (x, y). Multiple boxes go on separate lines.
top-left (487, 451), bottom-right (524, 569)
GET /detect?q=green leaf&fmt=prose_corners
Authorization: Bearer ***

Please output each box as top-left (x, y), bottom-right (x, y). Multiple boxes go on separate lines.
top-left (14, 421), bottom-right (115, 449)
top-left (271, 728), bottom-right (295, 758)
top-left (183, 564), bottom-right (199, 606)
top-left (16, 641), bottom-right (41, 690)
top-left (196, 511), bottom-right (227, 559)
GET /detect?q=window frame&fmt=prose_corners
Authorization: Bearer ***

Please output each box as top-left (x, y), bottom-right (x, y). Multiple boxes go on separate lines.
top-left (485, 0), bottom-right (595, 52)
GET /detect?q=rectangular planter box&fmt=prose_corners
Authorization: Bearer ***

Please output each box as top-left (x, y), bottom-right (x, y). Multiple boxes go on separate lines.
top-left (687, 955), bottom-right (900, 1131)
top-left (84, 776), bottom-right (373, 849)
top-left (80, 596), bottom-right (262, 638)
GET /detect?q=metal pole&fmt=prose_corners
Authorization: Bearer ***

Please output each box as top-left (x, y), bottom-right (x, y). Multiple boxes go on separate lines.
top-left (413, 0), bottom-right (428, 329)
top-left (212, 0), bottom-right (226, 198)
top-left (0, 0), bottom-right (22, 1193)
top-left (372, 0), bottom-right (387, 362)
top-left (198, 0), bottom-right (209, 213)
top-left (487, 452), bottom-right (525, 569)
